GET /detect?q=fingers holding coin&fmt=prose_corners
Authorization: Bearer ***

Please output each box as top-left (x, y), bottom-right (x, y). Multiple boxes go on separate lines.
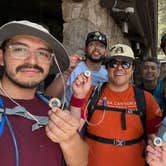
top-left (75, 71), bottom-right (91, 86)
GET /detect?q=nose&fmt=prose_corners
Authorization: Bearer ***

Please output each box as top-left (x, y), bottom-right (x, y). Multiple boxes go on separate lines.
top-left (147, 67), bottom-right (153, 72)
top-left (116, 63), bottom-right (123, 70)
top-left (24, 51), bottom-right (38, 64)
top-left (95, 44), bottom-right (102, 50)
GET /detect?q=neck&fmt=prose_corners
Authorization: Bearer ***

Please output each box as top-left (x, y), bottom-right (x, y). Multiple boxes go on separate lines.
top-left (142, 80), bottom-right (157, 91)
top-left (85, 59), bottom-right (102, 71)
top-left (0, 78), bottom-right (36, 99)
top-left (108, 82), bottom-right (130, 92)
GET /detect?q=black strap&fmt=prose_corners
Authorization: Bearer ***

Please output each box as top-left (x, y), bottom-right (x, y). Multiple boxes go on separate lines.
top-left (87, 82), bottom-right (107, 121)
top-left (80, 82), bottom-right (107, 136)
top-left (86, 132), bottom-right (144, 146)
top-left (93, 106), bottom-right (141, 115)
top-left (93, 105), bottom-right (141, 130)
top-left (133, 87), bottom-right (146, 132)
top-left (121, 111), bottom-right (126, 130)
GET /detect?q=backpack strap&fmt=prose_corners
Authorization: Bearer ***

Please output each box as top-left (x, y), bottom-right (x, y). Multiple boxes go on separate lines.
top-left (0, 96), bottom-right (5, 138)
top-left (133, 86), bottom-right (146, 131)
top-left (80, 82), bottom-right (107, 136)
top-left (87, 82), bottom-right (107, 121)
top-left (133, 86), bottom-right (147, 144)
top-left (36, 91), bottom-right (51, 105)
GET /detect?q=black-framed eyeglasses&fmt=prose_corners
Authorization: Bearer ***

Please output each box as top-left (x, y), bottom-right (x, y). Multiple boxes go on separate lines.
top-left (6, 44), bottom-right (54, 64)
top-left (108, 59), bottom-right (133, 69)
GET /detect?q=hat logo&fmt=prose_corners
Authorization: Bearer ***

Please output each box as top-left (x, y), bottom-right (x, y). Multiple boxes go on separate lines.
top-left (95, 32), bottom-right (100, 36)
top-left (99, 36), bottom-right (103, 40)
top-left (113, 46), bottom-right (124, 54)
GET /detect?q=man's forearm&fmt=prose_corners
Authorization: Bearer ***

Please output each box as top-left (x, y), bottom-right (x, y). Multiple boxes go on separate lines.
top-left (60, 132), bottom-right (89, 166)
top-left (45, 69), bottom-right (72, 98)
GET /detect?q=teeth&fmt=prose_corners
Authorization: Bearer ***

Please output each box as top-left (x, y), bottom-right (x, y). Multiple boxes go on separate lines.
top-left (93, 51), bottom-right (99, 55)
top-left (115, 73), bottom-right (124, 76)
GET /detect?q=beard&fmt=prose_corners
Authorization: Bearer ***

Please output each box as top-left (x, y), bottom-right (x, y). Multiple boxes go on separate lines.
top-left (4, 63), bottom-right (45, 89)
top-left (5, 71), bottom-right (41, 89)
top-left (86, 54), bottom-right (105, 63)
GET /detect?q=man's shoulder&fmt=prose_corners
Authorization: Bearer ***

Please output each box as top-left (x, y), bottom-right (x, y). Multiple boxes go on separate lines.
top-left (71, 61), bottom-right (87, 73)
top-left (99, 65), bottom-right (108, 72)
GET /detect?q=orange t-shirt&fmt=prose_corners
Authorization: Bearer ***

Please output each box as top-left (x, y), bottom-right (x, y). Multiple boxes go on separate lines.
top-left (82, 84), bottom-right (162, 166)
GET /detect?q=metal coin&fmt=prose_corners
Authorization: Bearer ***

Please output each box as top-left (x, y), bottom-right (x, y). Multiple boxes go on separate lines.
top-left (49, 98), bottom-right (61, 108)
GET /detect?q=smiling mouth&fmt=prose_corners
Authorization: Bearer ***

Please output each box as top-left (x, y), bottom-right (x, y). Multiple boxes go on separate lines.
top-left (115, 72), bottom-right (125, 76)
top-left (146, 75), bottom-right (154, 78)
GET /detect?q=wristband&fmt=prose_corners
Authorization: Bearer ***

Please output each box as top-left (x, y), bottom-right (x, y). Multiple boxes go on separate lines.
top-left (70, 95), bottom-right (85, 107)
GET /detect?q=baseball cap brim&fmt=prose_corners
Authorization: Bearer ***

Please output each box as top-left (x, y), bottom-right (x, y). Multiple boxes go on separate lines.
top-left (107, 55), bottom-right (134, 61)
top-left (0, 21), bottom-right (70, 73)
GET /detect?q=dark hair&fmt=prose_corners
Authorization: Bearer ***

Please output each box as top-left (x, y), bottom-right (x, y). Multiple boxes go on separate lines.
top-left (0, 39), bottom-right (10, 52)
top-left (141, 56), bottom-right (160, 69)
top-left (160, 33), bottom-right (166, 51)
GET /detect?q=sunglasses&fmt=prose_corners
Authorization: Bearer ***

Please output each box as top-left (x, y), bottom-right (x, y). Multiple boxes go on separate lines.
top-left (108, 59), bottom-right (133, 69)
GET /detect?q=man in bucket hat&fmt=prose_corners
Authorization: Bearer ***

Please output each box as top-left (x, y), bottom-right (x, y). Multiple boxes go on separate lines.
top-left (0, 20), bottom-right (88, 166)
top-left (69, 43), bottom-right (162, 166)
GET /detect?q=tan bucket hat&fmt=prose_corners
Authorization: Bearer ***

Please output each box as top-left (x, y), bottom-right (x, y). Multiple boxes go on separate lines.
top-left (0, 20), bottom-right (70, 72)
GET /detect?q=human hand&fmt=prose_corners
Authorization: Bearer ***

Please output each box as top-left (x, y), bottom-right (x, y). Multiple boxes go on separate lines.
top-left (69, 54), bottom-right (83, 70)
top-left (62, 54), bottom-right (83, 80)
top-left (45, 107), bottom-right (81, 143)
top-left (146, 136), bottom-right (166, 166)
top-left (72, 72), bottom-right (91, 98)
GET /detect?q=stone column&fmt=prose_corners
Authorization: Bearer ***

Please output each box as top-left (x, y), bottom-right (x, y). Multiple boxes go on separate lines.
top-left (62, 0), bottom-right (129, 55)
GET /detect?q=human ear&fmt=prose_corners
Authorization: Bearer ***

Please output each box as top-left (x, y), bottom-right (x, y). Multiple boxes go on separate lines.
top-left (0, 49), bottom-right (4, 66)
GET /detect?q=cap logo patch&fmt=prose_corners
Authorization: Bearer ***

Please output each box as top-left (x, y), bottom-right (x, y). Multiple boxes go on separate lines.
top-left (95, 32), bottom-right (100, 36)
top-left (114, 46), bottom-right (124, 54)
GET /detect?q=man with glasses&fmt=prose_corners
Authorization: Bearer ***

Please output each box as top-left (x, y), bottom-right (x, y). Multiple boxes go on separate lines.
top-left (0, 20), bottom-right (88, 166)
top-left (70, 44), bottom-right (162, 166)
top-left (46, 31), bottom-right (108, 107)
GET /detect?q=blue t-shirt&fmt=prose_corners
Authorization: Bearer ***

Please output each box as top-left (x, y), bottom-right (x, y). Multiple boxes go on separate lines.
top-left (65, 61), bottom-right (108, 107)
top-left (153, 79), bottom-right (166, 114)
top-left (138, 79), bottom-right (166, 117)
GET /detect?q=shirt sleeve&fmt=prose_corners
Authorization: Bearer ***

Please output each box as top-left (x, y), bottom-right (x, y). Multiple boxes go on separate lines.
top-left (145, 91), bottom-right (163, 134)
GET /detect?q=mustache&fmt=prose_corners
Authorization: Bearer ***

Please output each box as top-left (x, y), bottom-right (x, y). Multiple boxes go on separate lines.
top-left (16, 64), bottom-right (44, 73)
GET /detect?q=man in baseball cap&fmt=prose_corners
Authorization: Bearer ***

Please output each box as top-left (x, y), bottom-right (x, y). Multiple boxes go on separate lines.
top-left (60, 31), bottom-right (108, 107)
top-left (105, 43), bottom-right (135, 71)
top-left (0, 20), bottom-right (88, 166)
top-left (71, 43), bottom-right (162, 166)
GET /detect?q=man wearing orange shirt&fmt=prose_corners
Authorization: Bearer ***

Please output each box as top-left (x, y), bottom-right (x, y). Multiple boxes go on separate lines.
top-left (70, 44), bottom-right (162, 166)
